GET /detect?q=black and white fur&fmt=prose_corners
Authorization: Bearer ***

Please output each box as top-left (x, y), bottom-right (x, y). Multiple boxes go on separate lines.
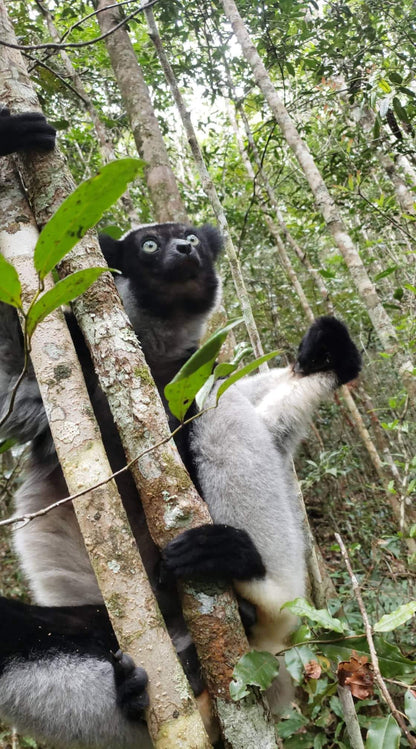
top-left (0, 221), bottom-right (361, 746)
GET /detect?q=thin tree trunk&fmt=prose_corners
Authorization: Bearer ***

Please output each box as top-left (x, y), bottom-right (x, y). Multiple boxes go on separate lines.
top-left (145, 7), bottom-right (266, 364)
top-left (34, 0), bottom-right (141, 227)
top-left (94, 0), bottom-right (188, 224)
top-left (220, 0), bottom-right (416, 399)
top-left (228, 94), bottom-right (416, 548)
top-left (0, 154), bottom-right (208, 748)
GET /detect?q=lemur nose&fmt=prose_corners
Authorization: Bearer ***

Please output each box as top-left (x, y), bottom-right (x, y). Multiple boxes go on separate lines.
top-left (175, 240), bottom-right (192, 255)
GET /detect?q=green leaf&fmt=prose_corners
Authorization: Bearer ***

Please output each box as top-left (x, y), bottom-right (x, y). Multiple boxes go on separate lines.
top-left (26, 268), bottom-right (109, 336)
top-left (393, 96), bottom-right (409, 124)
top-left (388, 72), bottom-right (403, 84)
top-left (0, 438), bottom-right (16, 454)
top-left (319, 635), bottom-right (415, 680)
top-left (282, 597), bottom-right (345, 633)
top-left (378, 79), bottom-right (392, 93)
top-left (318, 268), bottom-right (336, 279)
top-left (34, 159), bottom-right (142, 280)
top-left (216, 350), bottom-right (281, 402)
top-left (404, 690), bottom-right (416, 728)
top-left (276, 708), bottom-right (308, 739)
top-left (99, 224), bottom-right (123, 239)
top-left (374, 266), bottom-right (397, 282)
top-left (365, 715), bottom-right (400, 749)
top-left (229, 651), bottom-right (279, 700)
top-left (0, 255), bottom-right (22, 308)
top-left (164, 319), bottom-right (242, 421)
top-left (373, 601), bottom-right (416, 632)
top-left (284, 645), bottom-right (316, 683)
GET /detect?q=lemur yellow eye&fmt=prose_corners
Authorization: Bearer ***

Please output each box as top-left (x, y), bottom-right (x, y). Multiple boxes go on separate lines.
top-left (185, 233), bottom-right (200, 246)
top-left (142, 239), bottom-right (159, 253)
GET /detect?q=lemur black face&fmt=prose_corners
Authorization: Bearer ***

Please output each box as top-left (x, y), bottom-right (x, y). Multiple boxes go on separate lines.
top-left (99, 222), bottom-right (223, 318)
top-left (135, 225), bottom-right (203, 281)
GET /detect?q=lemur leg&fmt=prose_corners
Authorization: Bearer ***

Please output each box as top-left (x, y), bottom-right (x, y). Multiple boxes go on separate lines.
top-left (0, 598), bottom-right (150, 749)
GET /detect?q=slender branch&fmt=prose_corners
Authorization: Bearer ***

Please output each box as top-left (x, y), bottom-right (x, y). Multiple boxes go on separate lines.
top-left (0, 404), bottom-right (217, 529)
top-left (335, 532), bottom-right (416, 747)
top-left (24, 52), bottom-right (90, 103)
top-left (0, 0), bottom-right (160, 51)
top-left (337, 685), bottom-right (365, 749)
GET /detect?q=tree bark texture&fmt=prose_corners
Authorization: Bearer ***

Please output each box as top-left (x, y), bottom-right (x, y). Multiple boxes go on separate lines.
top-left (94, 0), bottom-right (188, 224)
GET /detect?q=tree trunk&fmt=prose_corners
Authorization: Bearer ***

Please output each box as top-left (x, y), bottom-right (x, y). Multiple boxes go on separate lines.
top-left (34, 0), bottom-right (141, 227)
top-left (220, 0), bottom-right (416, 399)
top-left (94, 0), bottom-right (188, 223)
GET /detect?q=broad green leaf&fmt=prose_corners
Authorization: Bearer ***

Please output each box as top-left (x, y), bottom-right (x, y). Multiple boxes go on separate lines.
top-left (282, 597), bottom-right (344, 633)
top-left (284, 645), bottom-right (316, 683)
top-left (0, 255), bottom-right (22, 308)
top-left (373, 601), bottom-right (416, 632)
top-left (388, 71), bottom-right (403, 84)
top-left (26, 268), bottom-right (109, 336)
top-left (216, 350), bottom-right (281, 402)
top-left (34, 159), bottom-right (142, 279)
top-left (365, 715), bottom-right (400, 749)
top-left (230, 650), bottom-right (279, 700)
top-left (164, 319), bottom-right (242, 421)
top-left (404, 690), bottom-right (416, 728)
top-left (374, 266), bottom-right (397, 282)
top-left (319, 635), bottom-right (415, 680)
top-left (291, 624), bottom-right (312, 644)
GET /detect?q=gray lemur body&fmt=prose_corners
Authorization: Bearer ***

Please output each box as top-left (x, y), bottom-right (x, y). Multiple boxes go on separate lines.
top-left (0, 218), bottom-right (361, 748)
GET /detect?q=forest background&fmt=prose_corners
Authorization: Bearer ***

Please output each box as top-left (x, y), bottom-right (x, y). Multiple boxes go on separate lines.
top-left (0, 0), bottom-right (415, 747)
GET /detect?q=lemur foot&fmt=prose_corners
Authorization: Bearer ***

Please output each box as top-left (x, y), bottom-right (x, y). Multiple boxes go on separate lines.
top-left (162, 524), bottom-right (266, 581)
top-left (295, 316), bottom-right (361, 385)
top-left (113, 650), bottom-right (149, 720)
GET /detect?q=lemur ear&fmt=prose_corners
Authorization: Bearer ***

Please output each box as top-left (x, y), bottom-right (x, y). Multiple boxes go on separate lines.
top-left (98, 233), bottom-right (123, 270)
top-left (198, 224), bottom-right (224, 260)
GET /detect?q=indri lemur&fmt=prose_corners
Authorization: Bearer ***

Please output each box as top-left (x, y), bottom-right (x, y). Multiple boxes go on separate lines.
top-left (0, 110), bottom-right (361, 748)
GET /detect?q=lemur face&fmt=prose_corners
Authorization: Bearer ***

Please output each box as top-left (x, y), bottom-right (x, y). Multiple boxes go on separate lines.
top-left (99, 223), bottom-right (223, 317)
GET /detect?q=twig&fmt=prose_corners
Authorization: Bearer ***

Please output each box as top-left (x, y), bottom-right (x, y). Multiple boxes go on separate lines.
top-left (335, 532), bottom-right (416, 747)
top-left (0, 404), bottom-right (216, 529)
top-left (0, 0), bottom-right (160, 52)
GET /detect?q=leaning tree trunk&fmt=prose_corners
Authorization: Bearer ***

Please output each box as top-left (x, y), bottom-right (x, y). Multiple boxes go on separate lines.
top-left (220, 0), bottom-right (416, 400)
top-left (145, 7), bottom-right (266, 364)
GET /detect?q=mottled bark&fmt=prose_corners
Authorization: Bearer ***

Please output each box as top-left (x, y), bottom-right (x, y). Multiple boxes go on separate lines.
top-left (220, 0), bottom-right (416, 399)
top-left (34, 0), bottom-right (141, 227)
top-left (94, 0), bottom-right (188, 223)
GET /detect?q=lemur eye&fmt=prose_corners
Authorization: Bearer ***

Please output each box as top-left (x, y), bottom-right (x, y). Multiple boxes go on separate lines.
top-left (185, 233), bottom-right (200, 246)
top-left (141, 239), bottom-right (159, 254)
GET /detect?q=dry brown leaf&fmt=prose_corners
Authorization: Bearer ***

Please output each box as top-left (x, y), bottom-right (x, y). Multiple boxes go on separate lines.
top-left (304, 660), bottom-right (322, 680)
top-left (337, 650), bottom-right (374, 699)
